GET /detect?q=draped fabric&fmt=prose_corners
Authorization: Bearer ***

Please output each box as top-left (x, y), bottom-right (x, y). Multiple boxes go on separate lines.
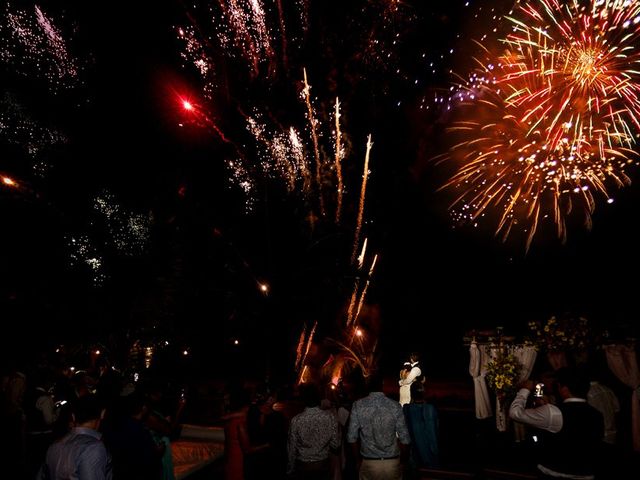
top-left (604, 345), bottom-right (640, 452)
top-left (469, 342), bottom-right (492, 419)
top-left (494, 345), bottom-right (537, 432)
top-left (514, 346), bottom-right (537, 383)
top-left (546, 351), bottom-right (568, 370)
top-left (469, 343), bottom-right (539, 432)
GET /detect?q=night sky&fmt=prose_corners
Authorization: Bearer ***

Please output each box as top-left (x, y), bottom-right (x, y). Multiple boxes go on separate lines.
top-left (1, 0), bottom-right (639, 381)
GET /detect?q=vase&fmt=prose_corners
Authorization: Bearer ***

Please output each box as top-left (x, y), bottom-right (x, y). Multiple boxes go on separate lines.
top-left (495, 396), bottom-right (508, 432)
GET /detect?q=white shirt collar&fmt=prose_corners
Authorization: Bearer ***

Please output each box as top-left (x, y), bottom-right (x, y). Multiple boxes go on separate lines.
top-left (563, 397), bottom-right (587, 403)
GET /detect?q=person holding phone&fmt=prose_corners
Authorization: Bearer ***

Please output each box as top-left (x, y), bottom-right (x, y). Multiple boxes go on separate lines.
top-left (508, 367), bottom-right (604, 479)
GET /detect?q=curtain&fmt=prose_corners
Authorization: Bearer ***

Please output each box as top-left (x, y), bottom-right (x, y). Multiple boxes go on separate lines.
top-left (469, 341), bottom-right (492, 419)
top-left (546, 350), bottom-right (568, 370)
top-left (604, 344), bottom-right (640, 452)
top-left (514, 346), bottom-right (538, 383)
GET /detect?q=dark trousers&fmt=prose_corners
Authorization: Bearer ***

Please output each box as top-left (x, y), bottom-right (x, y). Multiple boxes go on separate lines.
top-left (293, 458), bottom-right (331, 480)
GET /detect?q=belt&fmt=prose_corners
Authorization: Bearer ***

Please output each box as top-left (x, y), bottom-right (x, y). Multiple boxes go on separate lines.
top-left (362, 455), bottom-right (399, 460)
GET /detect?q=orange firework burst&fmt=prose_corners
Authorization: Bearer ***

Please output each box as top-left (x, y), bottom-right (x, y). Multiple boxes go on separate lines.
top-left (440, 0), bottom-right (640, 249)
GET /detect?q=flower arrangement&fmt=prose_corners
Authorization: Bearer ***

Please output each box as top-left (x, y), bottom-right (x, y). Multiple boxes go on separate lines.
top-left (527, 314), bottom-right (591, 352)
top-left (485, 349), bottom-right (522, 399)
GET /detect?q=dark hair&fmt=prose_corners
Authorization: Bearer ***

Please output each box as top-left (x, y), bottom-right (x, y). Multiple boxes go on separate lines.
top-left (555, 367), bottom-right (590, 399)
top-left (366, 371), bottom-right (385, 392)
top-left (123, 392), bottom-right (147, 416)
top-left (299, 382), bottom-right (321, 408)
top-left (95, 356), bottom-right (111, 369)
top-left (73, 395), bottom-right (103, 424)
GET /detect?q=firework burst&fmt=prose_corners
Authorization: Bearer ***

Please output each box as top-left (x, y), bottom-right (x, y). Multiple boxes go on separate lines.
top-left (0, 94), bottom-right (67, 176)
top-left (93, 191), bottom-right (151, 257)
top-left (0, 3), bottom-right (81, 91)
top-left (439, 0), bottom-right (640, 249)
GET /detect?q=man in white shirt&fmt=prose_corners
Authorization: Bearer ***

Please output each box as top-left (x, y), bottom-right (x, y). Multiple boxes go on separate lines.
top-left (509, 367), bottom-right (604, 479)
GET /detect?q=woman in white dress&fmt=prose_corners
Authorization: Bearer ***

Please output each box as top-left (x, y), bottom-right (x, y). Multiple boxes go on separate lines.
top-left (399, 353), bottom-right (423, 406)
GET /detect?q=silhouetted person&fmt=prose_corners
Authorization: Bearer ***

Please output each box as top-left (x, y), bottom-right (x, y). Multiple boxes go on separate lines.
top-left (287, 382), bottom-right (340, 479)
top-left (403, 381), bottom-right (438, 478)
top-left (102, 393), bottom-right (163, 480)
top-left (40, 394), bottom-right (112, 480)
top-left (347, 372), bottom-right (410, 480)
top-left (238, 388), bottom-right (287, 480)
top-left (25, 368), bottom-right (59, 477)
top-left (94, 358), bottom-right (122, 412)
top-left (1, 365), bottom-right (27, 479)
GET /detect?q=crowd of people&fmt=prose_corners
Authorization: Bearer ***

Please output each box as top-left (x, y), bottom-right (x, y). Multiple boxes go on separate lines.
top-left (234, 352), bottom-right (438, 480)
top-left (0, 354), bottom-right (186, 480)
top-left (1, 348), bottom-right (632, 480)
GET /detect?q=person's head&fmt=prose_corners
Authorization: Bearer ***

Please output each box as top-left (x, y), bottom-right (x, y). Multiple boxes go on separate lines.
top-left (72, 394), bottom-right (104, 429)
top-left (123, 392), bottom-right (149, 420)
top-left (365, 371), bottom-right (385, 393)
top-left (554, 366), bottom-right (590, 400)
top-left (299, 382), bottom-right (321, 408)
top-left (144, 379), bottom-right (164, 405)
top-left (409, 352), bottom-right (420, 364)
top-left (95, 356), bottom-right (111, 376)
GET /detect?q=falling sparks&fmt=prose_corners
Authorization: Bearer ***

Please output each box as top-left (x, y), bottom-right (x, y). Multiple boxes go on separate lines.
top-left (0, 4), bottom-right (81, 91)
top-left (347, 247), bottom-right (378, 329)
top-left (0, 94), bottom-right (67, 176)
top-left (177, 0), bottom-right (280, 83)
top-left (334, 97), bottom-right (344, 224)
top-left (439, 0), bottom-right (640, 249)
top-left (302, 68), bottom-right (325, 217)
top-left (352, 135), bottom-right (373, 264)
top-left (67, 234), bottom-right (107, 287)
top-left (93, 191), bottom-right (150, 257)
top-left (297, 320), bottom-right (317, 384)
top-left (244, 113), bottom-right (310, 194)
top-left (354, 253), bottom-right (378, 327)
